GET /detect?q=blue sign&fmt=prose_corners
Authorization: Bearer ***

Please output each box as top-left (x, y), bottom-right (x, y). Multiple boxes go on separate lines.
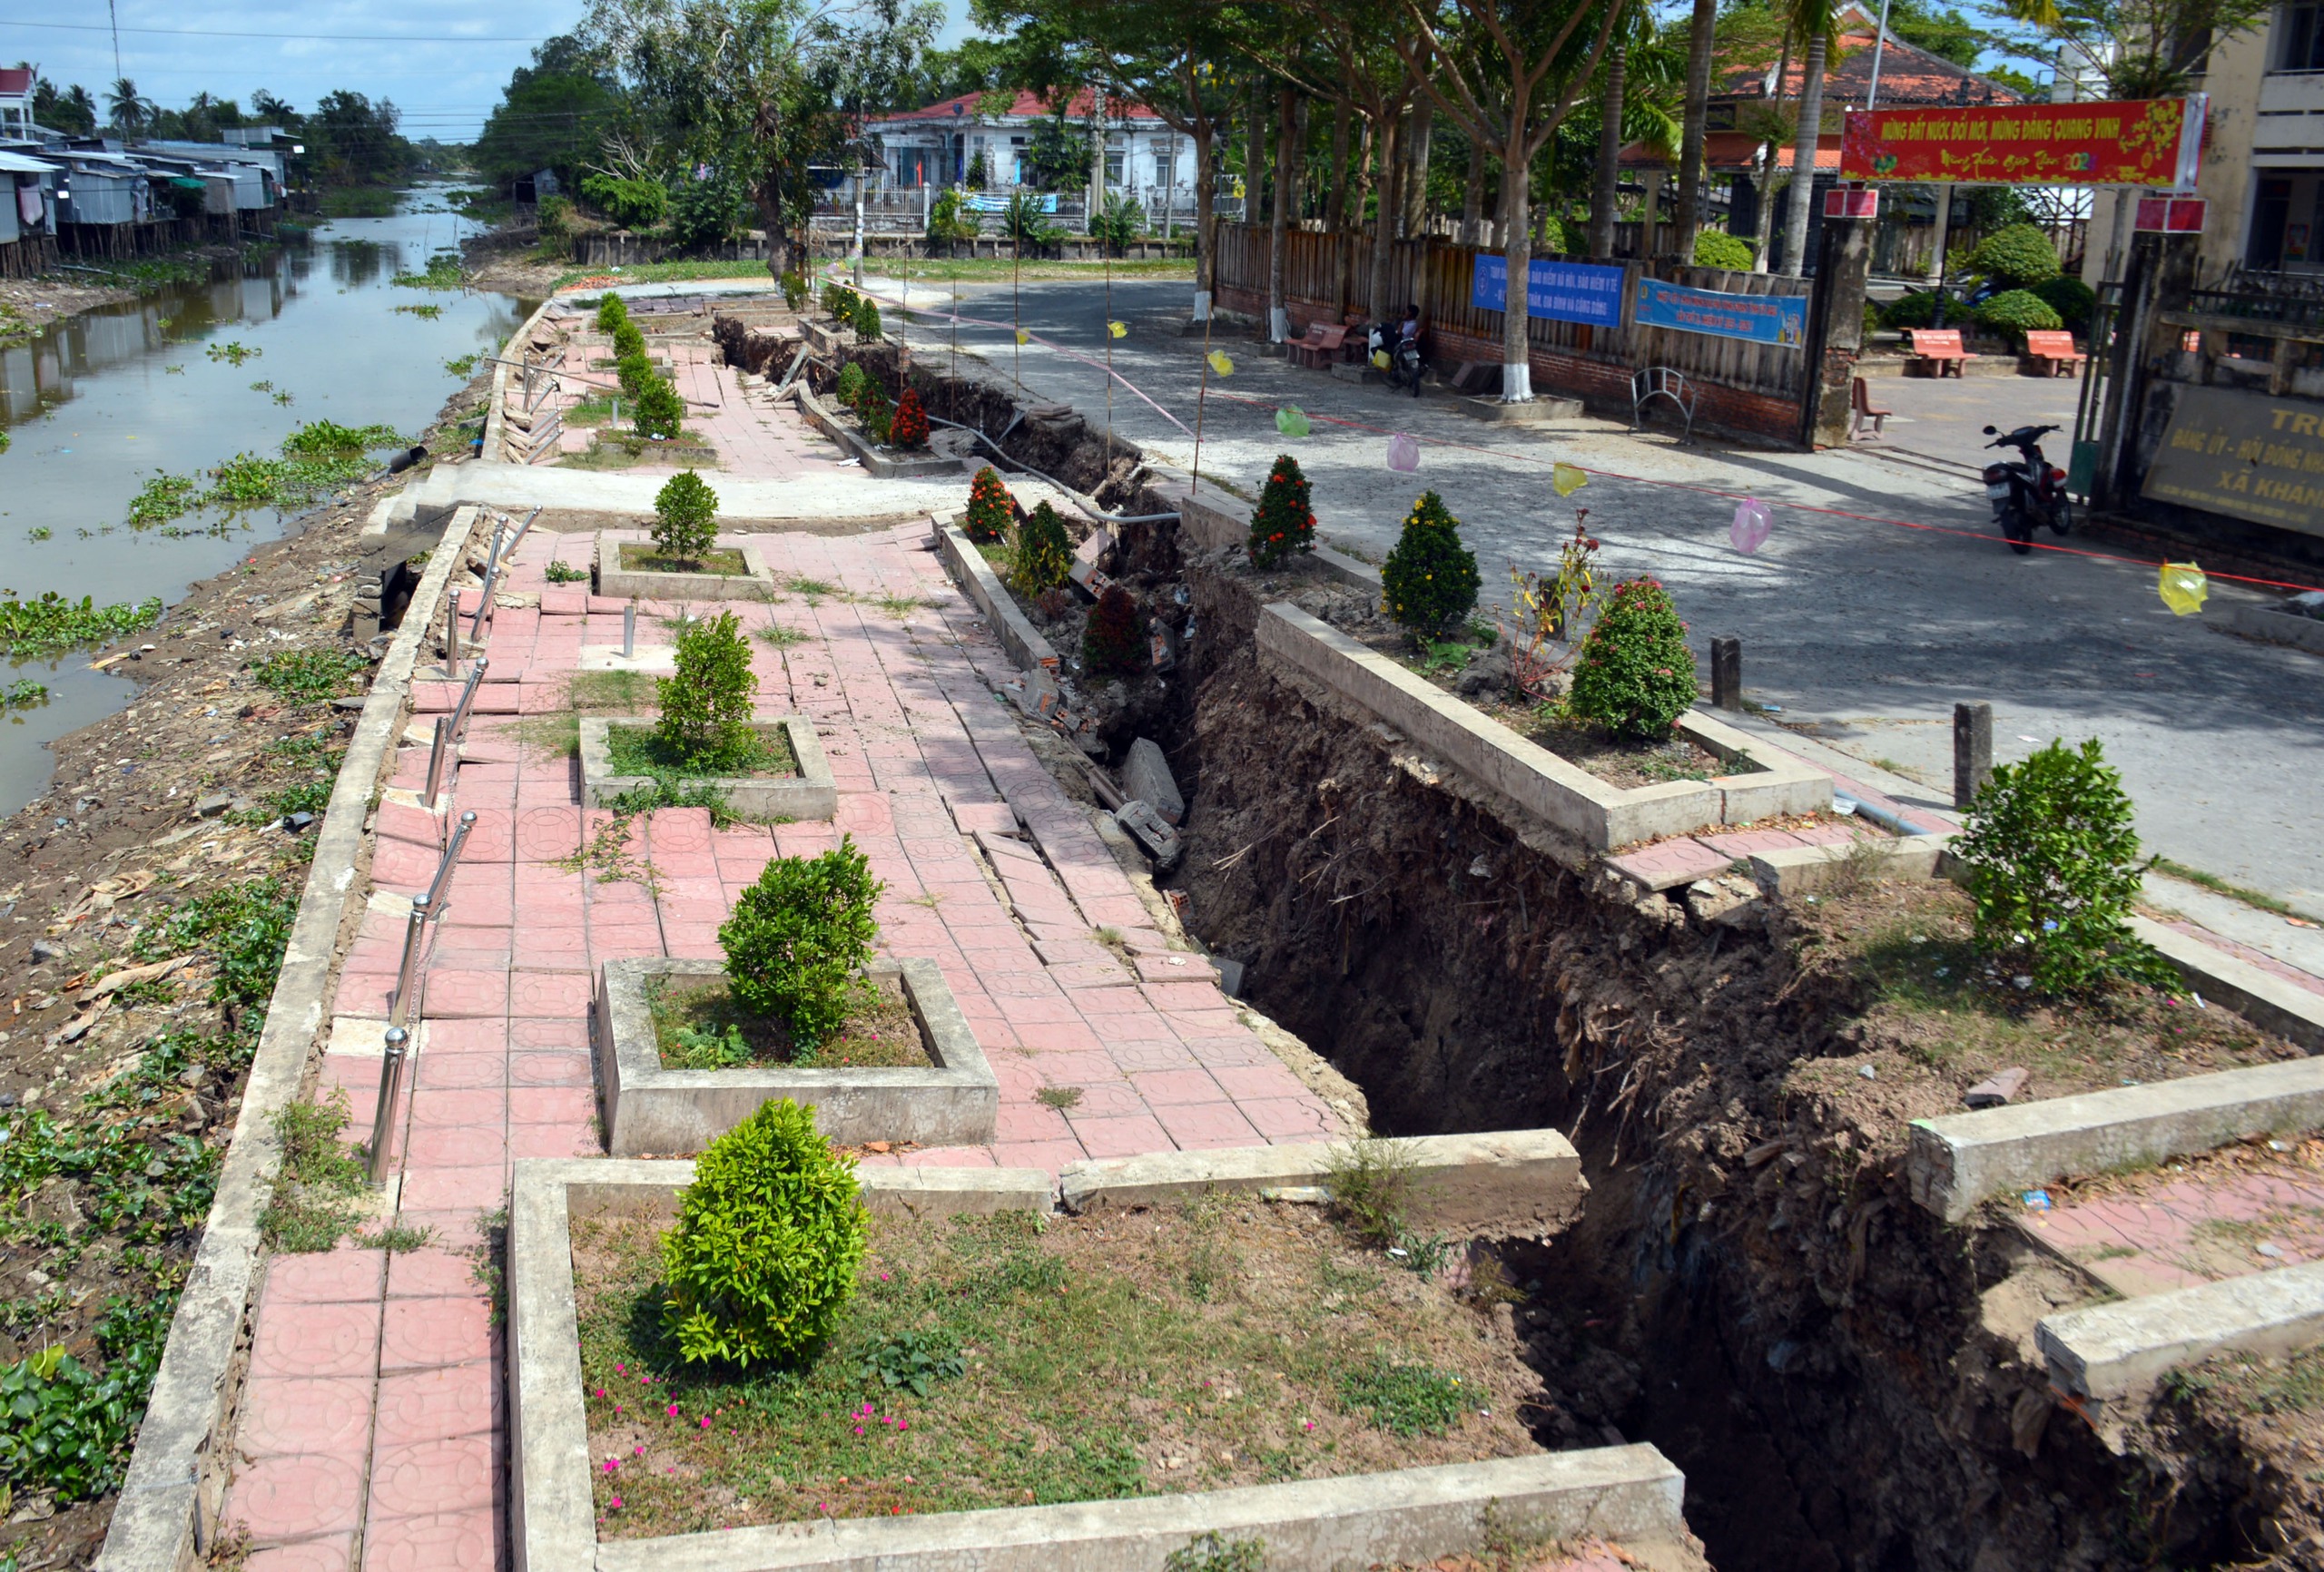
top-left (1633, 278), bottom-right (1807, 347)
top-left (1470, 256), bottom-right (1626, 328)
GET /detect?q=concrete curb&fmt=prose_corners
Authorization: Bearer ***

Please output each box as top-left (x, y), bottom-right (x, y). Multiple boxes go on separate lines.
top-left (2134, 915), bottom-right (2324, 1053)
top-left (1748, 832), bottom-right (1952, 895)
top-left (1254, 604), bottom-right (1828, 850)
top-left (1059, 1129), bottom-right (1586, 1240)
top-left (1906, 1057), bottom-right (2324, 1223)
top-left (2037, 1260), bottom-right (2324, 1406)
top-left (511, 1157), bottom-right (1677, 1572)
top-left (933, 521), bottom-right (1059, 674)
top-left (578, 716), bottom-right (836, 820)
top-left (793, 382), bottom-right (960, 479)
top-left (484, 297), bottom-right (562, 461)
top-left (595, 533), bottom-right (781, 601)
top-left (2226, 603), bottom-right (2324, 656)
top-left (94, 506), bottom-right (485, 1572)
top-left (596, 957), bottom-right (999, 1153)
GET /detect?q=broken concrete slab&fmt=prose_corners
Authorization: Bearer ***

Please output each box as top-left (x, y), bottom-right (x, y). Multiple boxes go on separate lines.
top-left (1965, 1067), bottom-right (2030, 1109)
top-left (1114, 801), bottom-right (1181, 869)
top-left (1123, 737), bottom-right (1184, 825)
top-left (2037, 1260), bottom-right (2324, 1409)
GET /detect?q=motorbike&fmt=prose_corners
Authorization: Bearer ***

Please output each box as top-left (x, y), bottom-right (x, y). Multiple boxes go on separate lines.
top-left (1980, 422), bottom-right (2073, 555)
top-left (1366, 322), bottom-right (1425, 397)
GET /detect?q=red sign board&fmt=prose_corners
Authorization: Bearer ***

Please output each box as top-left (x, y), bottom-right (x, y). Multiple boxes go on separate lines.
top-left (2136, 195), bottom-right (2207, 232)
top-left (1823, 186), bottom-right (1879, 219)
top-left (1840, 95), bottom-right (2204, 189)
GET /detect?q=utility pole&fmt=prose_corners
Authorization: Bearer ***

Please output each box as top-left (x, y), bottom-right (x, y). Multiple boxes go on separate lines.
top-left (108, 0), bottom-right (123, 93)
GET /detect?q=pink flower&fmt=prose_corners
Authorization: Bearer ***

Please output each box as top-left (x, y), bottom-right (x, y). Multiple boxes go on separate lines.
top-left (854, 1425), bottom-right (865, 1435)
top-left (898, 1420), bottom-right (909, 1431)
top-left (701, 1417), bottom-right (713, 1429)
top-left (633, 1446), bottom-right (645, 1457)
top-left (610, 1498), bottom-right (624, 1510)
top-left (595, 1389), bottom-right (606, 1399)
top-left (668, 1404), bottom-right (680, 1418)
top-left (604, 1459), bottom-right (620, 1474)
top-left (615, 1363), bottom-right (625, 1373)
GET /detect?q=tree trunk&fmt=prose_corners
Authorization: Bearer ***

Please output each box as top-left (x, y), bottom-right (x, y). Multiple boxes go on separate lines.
top-left (1590, 44), bottom-right (1627, 260)
top-left (1752, 32), bottom-right (1793, 272)
top-left (1247, 75), bottom-right (1269, 222)
top-left (1342, 120), bottom-right (1373, 315)
top-left (1402, 96), bottom-right (1433, 239)
top-left (1673, 0), bottom-right (1718, 257)
top-left (1500, 142), bottom-right (1534, 400)
top-left (1461, 135), bottom-right (1485, 245)
top-left (1194, 118), bottom-right (1217, 318)
top-left (1268, 87), bottom-right (1296, 341)
top-left (1367, 111), bottom-right (1403, 323)
top-left (1325, 96), bottom-right (1350, 236)
top-left (1778, 27), bottom-right (1827, 278)
top-left (1090, 86), bottom-right (1108, 230)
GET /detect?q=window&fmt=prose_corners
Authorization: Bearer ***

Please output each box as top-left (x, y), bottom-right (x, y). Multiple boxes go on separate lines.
top-left (2280, 2), bottom-right (2324, 70)
top-left (1105, 152), bottom-right (1125, 184)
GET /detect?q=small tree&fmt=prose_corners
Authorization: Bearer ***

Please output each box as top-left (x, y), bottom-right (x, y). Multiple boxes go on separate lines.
top-left (857, 380), bottom-right (893, 444)
top-left (1380, 491), bottom-right (1481, 636)
top-left (852, 297), bottom-right (883, 343)
top-left (1011, 500), bottom-right (1073, 595)
top-left (962, 466), bottom-right (1016, 543)
top-left (1953, 738), bottom-right (2170, 995)
top-left (634, 377), bottom-right (684, 440)
top-left (1967, 223), bottom-right (2063, 288)
top-left (655, 610), bottom-right (758, 766)
top-left (779, 270), bottom-right (808, 312)
top-left (833, 361), bottom-right (869, 410)
top-left (889, 388), bottom-right (929, 449)
top-left (1247, 454), bottom-right (1316, 568)
top-left (1568, 577), bottom-right (1697, 739)
top-left (1082, 585), bottom-right (1144, 675)
top-left (659, 1099), bottom-right (866, 1368)
top-left (718, 836), bottom-right (886, 1047)
top-left (616, 349), bottom-right (655, 399)
top-left (596, 292), bottom-right (630, 334)
top-left (612, 319), bottom-right (647, 359)
top-left (652, 470), bottom-right (719, 565)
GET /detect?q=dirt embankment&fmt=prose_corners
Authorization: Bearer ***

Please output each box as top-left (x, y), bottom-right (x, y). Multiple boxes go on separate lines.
top-left (0, 278), bottom-right (139, 340)
top-left (1154, 560), bottom-right (2309, 1572)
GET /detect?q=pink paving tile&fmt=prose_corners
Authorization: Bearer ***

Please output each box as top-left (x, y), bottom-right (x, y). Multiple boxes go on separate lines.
top-left (387, 1248), bottom-right (481, 1299)
top-left (419, 969), bottom-right (509, 1020)
top-left (1153, 1099), bottom-right (1265, 1149)
top-left (1207, 1062), bottom-right (1311, 1103)
top-left (226, 1453), bottom-right (368, 1541)
top-left (248, 1301), bottom-right (380, 1380)
top-left (236, 1376), bottom-right (376, 1459)
top-left (1141, 981), bottom-right (1227, 1012)
top-left (990, 1137), bottom-right (1091, 1171)
top-left (511, 1017), bottom-right (588, 1049)
top-left (901, 1145), bottom-right (1002, 1167)
top-left (418, 1052), bottom-right (505, 1092)
top-left (1048, 1080), bottom-right (1147, 1118)
top-left (394, 1209), bottom-right (492, 1252)
top-left (509, 1085), bottom-right (600, 1125)
top-left (1695, 828), bottom-right (1810, 860)
top-left (409, 1088), bottom-right (507, 1128)
top-left (1109, 1039), bottom-right (1200, 1074)
top-left (261, 1250), bottom-right (386, 1307)
top-left (1603, 836), bottom-right (1731, 889)
top-left (1239, 1096), bottom-right (1338, 1139)
top-left (510, 1121), bottom-right (601, 1159)
top-left (997, 1102), bottom-right (1076, 1143)
top-left (367, 1433), bottom-right (498, 1518)
top-left (510, 1049), bottom-right (593, 1086)
top-left (373, 1366), bottom-right (500, 1446)
top-left (405, 1125), bottom-right (511, 1170)
top-left (1128, 1068), bottom-right (1230, 1106)
top-left (399, 1165), bottom-right (508, 1213)
top-left (380, 1295), bottom-right (496, 1373)
top-left (360, 1506), bottom-right (499, 1571)
top-left (244, 1535), bottom-right (355, 1572)
top-left (1063, 1111), bottom-right (1174, 1159)
top-left (510, 969), bottom-right (593, 1017)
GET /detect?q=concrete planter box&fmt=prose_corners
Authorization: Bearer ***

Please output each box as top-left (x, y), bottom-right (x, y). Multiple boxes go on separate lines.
top-left (510, 1155), bottom-right (1689, 1572)
top-left (795, 384), bottom-right (960, 479)
top-left (579, 716), bottom-right (836, 820)
top-left (596, 533), bottom-right (780, 601)
top-left (933, 521), bottom-right (1059, 674)
top-left (1256, 603), bottom-right (1829, 850)
top-left (2229, 603), bottom-right (2324, 656)
top-left (595, 956), bottom-right (998, 1153)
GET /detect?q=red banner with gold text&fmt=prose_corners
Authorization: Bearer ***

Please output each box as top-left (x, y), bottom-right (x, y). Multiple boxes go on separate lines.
top-left (1840, 95), bottom-right (2204, 188)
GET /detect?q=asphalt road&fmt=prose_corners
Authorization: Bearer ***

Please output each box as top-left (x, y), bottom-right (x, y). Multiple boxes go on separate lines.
top-left (881, 272), bottom-right (2324, 917)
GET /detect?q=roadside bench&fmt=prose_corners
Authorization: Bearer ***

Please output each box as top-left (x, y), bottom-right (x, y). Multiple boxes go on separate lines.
top-left (2024, 329), bottom-right (2089, 378)
top-left (1905, 328), bottom-right (1975, 377)
top-left (1286, 320), bottom-right (1352, 369)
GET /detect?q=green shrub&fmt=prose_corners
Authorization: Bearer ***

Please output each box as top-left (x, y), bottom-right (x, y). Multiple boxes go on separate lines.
top-left (615, 349), bottom-right (655, 399)
top-left (537, 194), bottom-right (575, 243)
top-left (1082, 585), bottom-right (1144, 675)
top-left (834, 360), bottom-right (869, 409)
top-left (857, 379), bottom-right (893, 444)
top-left (1568, 576), bottom-right (1697, 739)
top-left (1882, 290), bottom-right (1942, 330)
top-left (1380, 491), bottom-right (1480, 636)
top-left (1952, 738), bottom-right (2171, 995)
top-left (651, 469), bottom-right (719, 565)
top-left (718, 837), bottom-right (885, 1048)
top-left (2033, 275), bottom-right (2096, 330)
top-left (1165, 1534), bottom-right (1268, 1572)
top-left (1967, 222), bottom-right (2062, 287)
top-left (1692, 231), bottom-right (1757, 270)
top-left (822, 281), bottom-right (856, 320)
top-left (928, 188), bottom-right (980, 244)
top-left (963, 466), bottom-right (1016, 542)
top-left (852, 297), bottom-right (883, 343)
top-left (1247, 454), bottom-right (1315, 568)
top-left (1011, 501), bottom-right (1073, 596)
top-left (1976, 288), bottom-right (2064, 343)
top-left (581, 172), bottom-right (668, 231)
top-left (655, 610), bottom-right (758, 766)
top-left (779, 270), bottom-right (808, 312)
top-left (666, 171), bottom-right (750, 250)
top-left (596, 292), bottom-right (629, 334)
top-left (890, 388), bottom-right (928, 448)
top-left (660, 1099), bottom-right (868, 1368)
top-left (1090, 192), bottom-right (1146, 253)
top-left (633, 377), bottom-right (684, 439)
top-left (612, 319), bottom-right (646, 359)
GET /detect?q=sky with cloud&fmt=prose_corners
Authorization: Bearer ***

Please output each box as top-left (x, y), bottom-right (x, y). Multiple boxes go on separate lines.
top-left (3, 0), bottom-right (983, 142)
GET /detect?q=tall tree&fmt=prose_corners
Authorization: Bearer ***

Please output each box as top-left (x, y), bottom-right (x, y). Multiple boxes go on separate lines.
top-left (1671, 0), bottom-right (1718, 256)
top-left (1775, 0), bottom-right (1836, 277)
top-left (1587, 43), bottom-right (1625, 258)
top-left (476, 34), bottom-right (625, 192)
top-left (106, 78), bottom-right (152, 134)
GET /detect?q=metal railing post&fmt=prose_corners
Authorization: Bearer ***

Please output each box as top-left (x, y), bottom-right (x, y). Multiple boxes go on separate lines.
top-left (426, 811), bottom-right (478, 919)
top-left (444, 588), bottom-right (462, 677)
top-left (421, 716), bottom-right (453, 810)
top-left (471, 555), bottom-right (502, 641)
top-left (448, 657), bottom-right (488, 742)
top-left (387, 894), bottom-right (431, 1029)
top-left (622, 602), bottom-right (635, 659)
top-left (368, 1026), bottom-right (411, 1185)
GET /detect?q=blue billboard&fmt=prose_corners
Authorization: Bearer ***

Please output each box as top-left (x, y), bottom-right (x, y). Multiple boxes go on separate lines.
top-left (1469, 256), bottom-right (1626, 328)
top-left (1633, 278), bottom-right (1807, 347)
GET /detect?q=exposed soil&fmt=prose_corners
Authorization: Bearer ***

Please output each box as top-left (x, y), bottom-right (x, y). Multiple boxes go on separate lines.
top-left (0, 278), bottom-right (138, 341)
top-left (647, 973), bottom-right (926, 1070)
top-left (616, 545), bottom-right (753, 576)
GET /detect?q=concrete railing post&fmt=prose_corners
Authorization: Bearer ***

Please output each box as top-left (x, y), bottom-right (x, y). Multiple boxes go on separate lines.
top-left (622, 603), bottom-right (635, 659)
top-left (1954, 701), bottom-right (1994, 810)
top-left (1710, 637), bottom-right (1742, 711)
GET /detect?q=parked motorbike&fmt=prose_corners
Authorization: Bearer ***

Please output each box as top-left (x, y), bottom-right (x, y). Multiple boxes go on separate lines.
top-left (1366, 322), bottom-right (1425, 397)
top-left (1980, 422), bottom-right (2073, 555)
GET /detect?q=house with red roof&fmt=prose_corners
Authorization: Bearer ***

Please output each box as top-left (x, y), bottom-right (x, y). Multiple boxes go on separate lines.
top-left (0, 67), bottom-right (34, 142)
top-left (860, 88), bottom-right (1195, 204)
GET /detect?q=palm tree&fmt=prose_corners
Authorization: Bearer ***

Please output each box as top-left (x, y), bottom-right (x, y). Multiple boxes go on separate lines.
top-left (106, 76), bottom-right (152, 134)
top-left (1671, 0), bottom-right (1718, 258)
top-left (1775, 0), bottom-right (1837, 278)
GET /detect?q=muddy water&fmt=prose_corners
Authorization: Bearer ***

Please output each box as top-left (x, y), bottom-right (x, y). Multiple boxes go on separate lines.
top-left (0, 184), bottom-right (533, 816)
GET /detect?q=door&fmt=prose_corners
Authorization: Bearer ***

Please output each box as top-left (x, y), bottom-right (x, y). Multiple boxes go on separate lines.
top-left (2250, 177), bottom-right (2293, 270)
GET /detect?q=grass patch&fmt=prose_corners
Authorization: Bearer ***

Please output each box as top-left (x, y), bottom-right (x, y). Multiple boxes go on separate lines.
top-left (394, 303), bottom-right (445, 319)
top-left (575, 1196), bottom-right (1528, 1538)
top-left (756, 623), bottom-right (807, 649)
top-left (571, 670), bottom-right (658, 712)
top-left (318, 185), bottom-right (402, 218)
top-left (546, 559), bottom-right (590, 584)
top-left (258, 1093), bottom-right (368, 1253)
top-left (604, 721), bottom-right (795, 781)
top-left (873, 594), bottom-right (927, 619)
top-left (391, 254), bottom-right (467, 290)
top-left (645, 972), bottom-right (928, 1071)
top-left (553, 259), bottom-right (782, 291)
top-left (253, 646), bottom-right (369, 705)
top-left (2152, 857), bottom-right (2308, 920)
top-left (566, 393), bottom-right (623, 427)
top-left (617, 543), bottom-right (752, 577)
top-left (783, 575), bottom-right (839, 603)
top-left (1035, 1085), bottom-right (1083, 1110)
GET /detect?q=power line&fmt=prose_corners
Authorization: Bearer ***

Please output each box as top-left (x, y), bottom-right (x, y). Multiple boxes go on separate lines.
top-left (0, 17), bottom-right (551, 43)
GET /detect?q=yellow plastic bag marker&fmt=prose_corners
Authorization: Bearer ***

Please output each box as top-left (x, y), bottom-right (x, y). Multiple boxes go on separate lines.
top-left (1207, 349), bottom-right (1234, 376)
top-left (2159, 561), bottom-right (2208, 616)
top-left (1014, 328), bottom-right (1029, 345)
top-left (1552, 462), bottom-right (1588, 497)
top-left (1108, 320), bottom-right (1128, 339)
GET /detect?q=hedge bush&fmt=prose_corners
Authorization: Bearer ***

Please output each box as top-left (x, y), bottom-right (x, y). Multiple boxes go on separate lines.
top-left (655, 610), bottom-right (757, 767)
top-left (1082, 585), bottom-right (1144, 675)
top-left (1380, 491), bottom-right (1480, 636)
top-left (633, 377), bottom-right (684, 439)
top-left (963, 466), bottom-right (1016, 542)
top-left (834, 361), bottom-right (869, 409)
top-left (651, 469), bottom-right (719, 565)
top-left (1011, 501), bottom-right (1073, 596)
top-left (890, 388), bottom-right (929, 449)
top-left (612, 319), bottom-right (646, 360)
top-left (852, 298), bottom-right (883, 343)
top-left (596, 293), bottom-right (629, 334)
top-left (1692, 231), bottom-right (1757, 270)
top-left (1967, 222), bottom-right (2062, 287)
top-left (580, 172), bottom-right (668, 231)
top-left (718, 837), bottom-right (885, 1048)
top-left (615, 349), bottom-right (655, 399)
top-left (1247, 454), bottom-right (1315, 568)
top-left (660, 1099), bottom-right (867, 1368)
top-left (2033, 276), bottom-right (2096, 330)
top-left (1568, 577), bottom-right (1697, 739)
top-left (1976, 288), bottom-right (2063, 343)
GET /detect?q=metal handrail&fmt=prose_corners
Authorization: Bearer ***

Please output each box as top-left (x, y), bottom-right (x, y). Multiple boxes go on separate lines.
top-left (366, 1027), bottom-right (411, 1185)
top-left (421, 716), bottom-right (453, 811)
top-left (447, 657), bottom-right (489, 742)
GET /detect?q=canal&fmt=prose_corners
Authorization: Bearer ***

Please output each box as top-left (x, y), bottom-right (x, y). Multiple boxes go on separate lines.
top-left (0, 183), bottom-right (532, 816)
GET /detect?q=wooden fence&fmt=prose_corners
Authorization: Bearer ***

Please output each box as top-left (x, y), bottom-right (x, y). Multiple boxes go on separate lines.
top-left (1210, 221), bottom-right (1816, 438)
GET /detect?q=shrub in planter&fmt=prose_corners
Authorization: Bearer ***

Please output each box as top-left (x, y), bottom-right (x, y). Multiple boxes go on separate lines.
top-left (833, 360), bottom-right (869, 410)
top-left (633, 376), bottom-right (684, 439)
top-left (1881, 290), bottom-right (1941, 330)
top-left (612, 319), bottom-right (647, 360)
top-left (616, 349), bottom-right (655, 399)
top-left (655, 609), bottom-right (758, 766)
top-left (1953, 738), bottom-right (2171, 995)
top-left (890, 388), bottom-right (929, 449)
top-left (1082, 585), bottom-right (1144, 674)
top-left (660, 1098), bottom-right (867, 1368)
top-left (779, 270), bottom-right (809, 313)
top-left (1975, 288), bottom-right (2063, 345)
top-left (822, 281), bottom-right (854, 320)
top-left (651, 469), bottom-right (719, 565)
top-left (962, 466), bottom-right (1016, 542)
top-left (718, 836), bottom-right (885, 1048)
top-left (1967, 222), bottom-right (2062, 287)
top-left (852, 297), bottom-right (883, 343)
top-left (1247, 454), bottom-right (1315, 567)
top-left (1381, 490), bottom-right (1481, 636)
top-left (1692, 231), bottom-right (1757, 270)
top-left (1011, 501), bottom-right (1073, 596)
top-left (596, 292), bottom-right (630, 334)
top-left (1568, 576), bottom-right (1697, 739)
top-left (857, 380), bottom-right (893, 444)
top-left (2033, 276), bottom-right (2096, 331)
